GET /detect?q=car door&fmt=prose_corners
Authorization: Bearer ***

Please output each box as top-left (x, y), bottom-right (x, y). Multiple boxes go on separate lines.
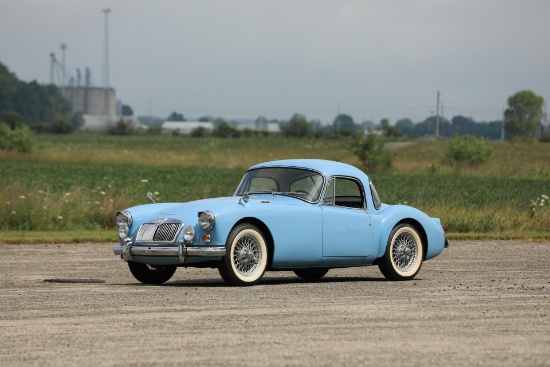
top-left (321, 176), bottom-right (373, 259)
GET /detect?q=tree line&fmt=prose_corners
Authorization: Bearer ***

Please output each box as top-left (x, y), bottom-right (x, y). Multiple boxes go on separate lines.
top-left (0, 62), bottom-right (83, 134)
top-left (278, 90), bottom-right (546, 141)
top-left (0, 60), bottom-right (547, 141)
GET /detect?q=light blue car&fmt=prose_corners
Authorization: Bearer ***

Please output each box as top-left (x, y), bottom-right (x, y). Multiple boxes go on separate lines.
top-left (114, 159), bottom-right (448, 286)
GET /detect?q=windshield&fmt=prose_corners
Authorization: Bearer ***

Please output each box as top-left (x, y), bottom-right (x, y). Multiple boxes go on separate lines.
top-left (235, 167), bottom-right (324, 203)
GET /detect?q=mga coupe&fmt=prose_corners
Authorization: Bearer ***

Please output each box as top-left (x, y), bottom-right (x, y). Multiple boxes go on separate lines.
top-left (114, 159), bottom-right (448, 286)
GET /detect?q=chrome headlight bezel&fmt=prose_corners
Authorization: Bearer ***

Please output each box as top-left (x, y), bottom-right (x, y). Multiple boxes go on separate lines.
top-left (116, 211), bottom-right (132, 239)
top-left (198, 211), bottom-right (215, 231)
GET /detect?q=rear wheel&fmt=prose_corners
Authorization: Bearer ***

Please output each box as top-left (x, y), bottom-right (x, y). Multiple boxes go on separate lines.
top-left (378, 224), bottom-right (423, 281)
top-left (218, 223), bottom-right (268, 286)
top-left (128, 261), bottom-right (177, 284)
top-left (294, 268), bottom-right (329, 280)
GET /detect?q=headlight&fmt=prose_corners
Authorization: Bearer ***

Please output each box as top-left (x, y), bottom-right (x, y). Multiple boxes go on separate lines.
top-left (183, 225), bottom-right (195, 242)
top-left (118, 224), bottom-right (129, 239)
top-left (198, 211), bottom-right (215, 231)
top-left (116, 211), bottom-right (132, 239)
top-left (116, 211), bottom-right (132, 226)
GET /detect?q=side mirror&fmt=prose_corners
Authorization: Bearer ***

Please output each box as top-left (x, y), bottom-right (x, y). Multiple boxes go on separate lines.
top-left (146, 192), bottom-right (155, 204)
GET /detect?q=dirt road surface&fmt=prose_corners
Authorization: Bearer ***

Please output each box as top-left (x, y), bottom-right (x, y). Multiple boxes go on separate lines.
top-left (1, 241), bottom-right (548, 366)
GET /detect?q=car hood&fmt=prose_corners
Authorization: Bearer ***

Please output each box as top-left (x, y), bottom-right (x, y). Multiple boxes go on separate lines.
top-left (124, 194), bottom-right (311, 226)
top-left (159, 197), bottom-right (240, 215)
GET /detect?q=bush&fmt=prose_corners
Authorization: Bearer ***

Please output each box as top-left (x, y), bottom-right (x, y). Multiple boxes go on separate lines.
top-left (213, 121), bottom-right (240, 138)
top-left (442, 135), bottom-right (493, 172)
top-left (107, 118), bottom-right (136, 135)
top-left (190, 126), bottom-right (210, 138)
top-left (0, 122), bottom-right (35, 153)
top-left (350, 132), bottom-right (394, 173)
top-left (49, 118), bottom-right (74, 134)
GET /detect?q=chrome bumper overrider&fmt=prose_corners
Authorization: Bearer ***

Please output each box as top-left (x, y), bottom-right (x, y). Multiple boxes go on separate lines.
top-left (113, 239), bottom-right (226, 263)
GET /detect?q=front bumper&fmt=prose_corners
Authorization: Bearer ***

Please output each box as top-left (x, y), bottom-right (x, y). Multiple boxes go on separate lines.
top-left (113, 239), bottom-right (226, 263)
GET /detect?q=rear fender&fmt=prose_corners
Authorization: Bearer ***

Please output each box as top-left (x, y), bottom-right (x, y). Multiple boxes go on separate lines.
top-left (373, 205), bottom-right (445, 261)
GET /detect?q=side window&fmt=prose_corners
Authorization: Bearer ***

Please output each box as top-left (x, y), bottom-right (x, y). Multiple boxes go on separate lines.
top-left (322, 177), bottom-right (364, 209)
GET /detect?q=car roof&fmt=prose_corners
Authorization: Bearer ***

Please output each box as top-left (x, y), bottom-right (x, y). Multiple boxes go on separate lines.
top-left (249, 159), bottom-right (370, 181)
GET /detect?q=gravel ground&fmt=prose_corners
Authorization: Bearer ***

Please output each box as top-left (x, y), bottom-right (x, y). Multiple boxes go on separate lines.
top-left (0, 241), bottom-right (548, 366)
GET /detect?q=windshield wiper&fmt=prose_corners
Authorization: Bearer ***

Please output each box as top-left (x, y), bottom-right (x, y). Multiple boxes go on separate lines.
top-left (244, 191), bottom-right (308, 199)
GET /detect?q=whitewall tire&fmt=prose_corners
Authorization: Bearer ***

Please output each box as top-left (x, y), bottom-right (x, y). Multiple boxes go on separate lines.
top-left (218, 224), bottom-right (268, 286)
top-left (378, 224), bottom-right (423, 281)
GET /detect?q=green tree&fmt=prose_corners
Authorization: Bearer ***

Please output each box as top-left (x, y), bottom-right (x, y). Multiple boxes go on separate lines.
top-left (380, 119), bottom-right (402, 139)
top-left (0, 62), bottom-right (71, 125)
top-left (504, 90), bottom-right (544, 139)
top-left (350, 132), bottom-right (394, 173)
top-left (442, 135), bottom-right (493, 173)
top-left (333, 114), bottom-right (356, 135)
top-left (395, 118), bottom-right (414, 135)
top-left (280, 114), bottom-right (313, 137)
top-left (167, 111), bottom-right (185, 121)
top-left (213, 121), bottom-right (240, 138)
top-left (0, 111), bottom-right (24, 129)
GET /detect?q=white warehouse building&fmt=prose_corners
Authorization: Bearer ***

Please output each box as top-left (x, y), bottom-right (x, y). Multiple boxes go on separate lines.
top-left (161, 121), bottom-right (214, 134)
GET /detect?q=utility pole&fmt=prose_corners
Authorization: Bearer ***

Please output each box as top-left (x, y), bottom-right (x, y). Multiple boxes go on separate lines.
top-left (544, 103), bottom-right (549, 138)
top-left (336, 101), bottom-right (340, 131)
top-left (102, 8), bottom-right (111, 116)
top-left (49, 53), bottom-right (55, 85)
top-left (501, 106), bottom-right (505, 140)
top-left (60, 43), bottom-right (67, 96)
top-left (435, 90), bottom-right (440, 139)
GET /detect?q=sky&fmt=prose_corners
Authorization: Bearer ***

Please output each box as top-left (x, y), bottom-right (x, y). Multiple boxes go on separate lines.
top-left (1, 0), bottom-right (549, 125)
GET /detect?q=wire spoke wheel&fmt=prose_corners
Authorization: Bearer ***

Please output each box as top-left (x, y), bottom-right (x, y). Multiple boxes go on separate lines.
top-left (391, 232), bottom-right (418, 272)
top-left (233, 234), bottom-right (262, 276)
top-left (379, 224), bottom-right (423, 281)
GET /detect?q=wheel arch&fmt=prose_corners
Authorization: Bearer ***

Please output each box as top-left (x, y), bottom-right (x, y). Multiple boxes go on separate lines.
top-left (395, 218), bottom-right (428, 260)
top-left (232, 217), bottom-right (275, 267)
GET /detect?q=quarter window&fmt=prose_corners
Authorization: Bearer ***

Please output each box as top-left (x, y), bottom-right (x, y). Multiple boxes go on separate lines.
top-left (370, 180), bottom-right (381, 209)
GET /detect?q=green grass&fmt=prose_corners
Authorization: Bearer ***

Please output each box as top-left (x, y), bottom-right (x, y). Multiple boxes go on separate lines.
top-left (1, 133), bottom-right (549, 242)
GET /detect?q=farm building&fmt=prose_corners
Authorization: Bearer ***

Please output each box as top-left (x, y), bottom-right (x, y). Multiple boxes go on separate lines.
top-left (161, 121), bottom-right (214, 134)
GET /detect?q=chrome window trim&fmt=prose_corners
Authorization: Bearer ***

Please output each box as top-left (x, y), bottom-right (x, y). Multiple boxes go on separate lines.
top-left (234, 166), bottom-right (327, 204)
top-left (320, 175), bottom-right (367, 210)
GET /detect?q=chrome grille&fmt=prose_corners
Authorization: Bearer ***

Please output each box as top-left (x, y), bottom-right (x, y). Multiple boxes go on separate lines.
top-left (136, 219), bottom-right (183, 244)
top-left (154, 223), bottom-right (181, 241)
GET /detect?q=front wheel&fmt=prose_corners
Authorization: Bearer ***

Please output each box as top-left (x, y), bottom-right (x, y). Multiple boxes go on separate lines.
top-left (378, 224), bottom-right (423, 281)
top-left (218, 223), bottom-right (268, 286)
top-left (128, 261), bottom-right (177, 284)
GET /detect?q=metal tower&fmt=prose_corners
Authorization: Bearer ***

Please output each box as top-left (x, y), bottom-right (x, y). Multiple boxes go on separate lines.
top-left (102, 8), bottom-right (111, 116)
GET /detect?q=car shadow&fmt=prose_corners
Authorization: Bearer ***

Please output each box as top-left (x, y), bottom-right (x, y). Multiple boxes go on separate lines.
top-left (114, 275), bottom-right (388, 288)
